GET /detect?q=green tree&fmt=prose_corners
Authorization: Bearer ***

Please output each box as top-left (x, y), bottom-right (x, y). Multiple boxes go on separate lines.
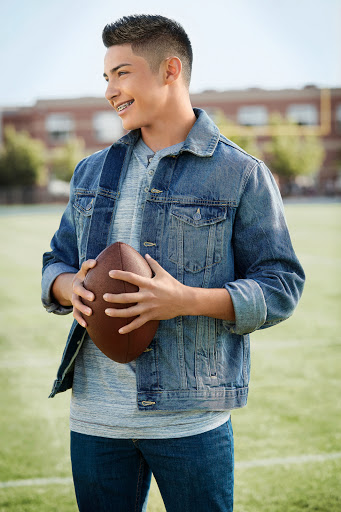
top-left (214, 110), bottom-right (263, 159)
top-left (50, 138), bottom-right (85, 182)
top-left (0, 126), bottom-right (46, 187)
top-left (266, 113), bottom-right (325, 180)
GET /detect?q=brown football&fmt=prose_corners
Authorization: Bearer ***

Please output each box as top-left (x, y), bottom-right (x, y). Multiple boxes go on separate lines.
top-left (82, 242), bottom-right (159, 363)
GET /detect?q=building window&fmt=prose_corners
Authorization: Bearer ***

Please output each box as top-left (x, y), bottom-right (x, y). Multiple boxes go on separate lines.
top-left (237, 105), bottom-right (268, 126)
top-left (93, 111), bottom-right (122, 142)
top-left (46, 113), bottom-right (74, 142)
top-left (336, 104), bottom-right (341, 133)
top-left (286, 104), bottom-right (318, 125)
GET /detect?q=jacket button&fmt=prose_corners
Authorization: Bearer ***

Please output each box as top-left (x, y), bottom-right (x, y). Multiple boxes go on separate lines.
top-left (193, 209), bottom-right (201, 221)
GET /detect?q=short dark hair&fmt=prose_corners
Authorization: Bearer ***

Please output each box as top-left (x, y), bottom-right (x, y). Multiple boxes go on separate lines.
top-left (102, 14), bottom-right (193, 86)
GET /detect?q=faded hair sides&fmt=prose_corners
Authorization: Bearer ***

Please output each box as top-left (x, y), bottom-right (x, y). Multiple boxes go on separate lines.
top-left (102, 14), bottom-right (193, 86)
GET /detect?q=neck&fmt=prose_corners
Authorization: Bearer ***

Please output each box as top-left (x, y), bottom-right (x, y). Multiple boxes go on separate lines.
top-left (140, 91), bottom-right (196, 152)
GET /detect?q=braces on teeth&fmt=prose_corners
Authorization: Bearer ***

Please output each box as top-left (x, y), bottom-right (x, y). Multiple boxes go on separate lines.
top-left (117, 100), bottom-right (134, 112)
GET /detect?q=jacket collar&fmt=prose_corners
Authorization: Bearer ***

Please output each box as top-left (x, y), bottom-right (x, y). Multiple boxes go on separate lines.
top-left (116, 108), bottom-right (220, 158)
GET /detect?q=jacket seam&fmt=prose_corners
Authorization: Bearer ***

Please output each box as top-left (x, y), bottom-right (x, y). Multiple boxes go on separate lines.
top-left (240, 161), bottom-right (260, 194)
top-left (218, 135), bottom-right (262, 163)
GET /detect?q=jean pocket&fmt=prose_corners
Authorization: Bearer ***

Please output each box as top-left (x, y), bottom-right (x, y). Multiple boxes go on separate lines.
top-left (168, 204), bottom-right (227, 273)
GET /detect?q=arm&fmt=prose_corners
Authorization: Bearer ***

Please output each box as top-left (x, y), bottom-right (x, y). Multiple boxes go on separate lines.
top-left (103, 254), bottom-right (235, 335)
top-left (51, 273), bottom-right (74, 307)
top-left (223, 161), bottom-right (305, 334)
top-left (51, 260), bottom-right (96, 327)
top-left (41, 159), bottom-right (96, 323)
top-left (182, 285), bottom-right (235, 322)
top-left (104, 162), bottom-right (304, 336)
top-left (42, 173), bottom-right (80, 315)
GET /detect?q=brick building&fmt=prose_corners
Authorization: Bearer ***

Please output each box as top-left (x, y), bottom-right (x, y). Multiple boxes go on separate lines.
top-left (193, 86), bottom-right (341, 193)
top-left (0, 97), bottom-right (121, 154)
top-left (1, 86), bottom-right (341, 194)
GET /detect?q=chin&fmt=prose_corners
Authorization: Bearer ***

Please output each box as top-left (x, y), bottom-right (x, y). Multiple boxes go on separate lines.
top-left (121, 116), bottom-right (141, 131)
top-left (122, 123), bottom-right (137, 132)
top-left (121, 119), bottom-right (141, 132)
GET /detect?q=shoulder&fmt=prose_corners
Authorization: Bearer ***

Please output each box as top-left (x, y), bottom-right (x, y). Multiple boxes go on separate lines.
top-left (70, 147), bottom-right (112, 193)
top-left (73, 146), bottom-right (112, 177)
top-left (214, 133), bottom-right (276, 196)
top-left (217, 133), bottom-right (261, 167)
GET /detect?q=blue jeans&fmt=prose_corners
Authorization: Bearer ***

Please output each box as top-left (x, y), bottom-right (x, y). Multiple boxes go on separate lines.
top-left (70, 419), bottom-right (234, 512)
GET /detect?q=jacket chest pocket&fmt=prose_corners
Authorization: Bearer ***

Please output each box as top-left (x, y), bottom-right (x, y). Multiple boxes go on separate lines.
top-left (72, 193), bottom-right (95, 261)
top-left (168, 205), bottom-right (227, 273)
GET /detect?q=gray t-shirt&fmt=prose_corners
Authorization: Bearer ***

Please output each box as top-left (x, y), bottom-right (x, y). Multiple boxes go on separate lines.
top-left (70, 137), bottom-right (230, 439)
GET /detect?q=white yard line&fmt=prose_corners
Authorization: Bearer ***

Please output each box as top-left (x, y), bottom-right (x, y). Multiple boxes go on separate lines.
top-left (0, 477), bottom-right (73, 489)
top-left (236, 452), bottom-right (341, 469)
top-left (1, 452), bottom-right (341, 489)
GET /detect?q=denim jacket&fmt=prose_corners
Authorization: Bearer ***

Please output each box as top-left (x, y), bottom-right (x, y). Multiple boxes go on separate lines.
top-left (42, 108), bottom-right (305, 411)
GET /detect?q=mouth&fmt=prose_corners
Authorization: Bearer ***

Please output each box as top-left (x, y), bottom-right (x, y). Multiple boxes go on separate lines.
top-left (116, 100), bottom-right (134, 114)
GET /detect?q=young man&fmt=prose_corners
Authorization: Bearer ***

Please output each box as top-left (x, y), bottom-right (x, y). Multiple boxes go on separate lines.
top-left (42, 14), bottom-right (305, 512)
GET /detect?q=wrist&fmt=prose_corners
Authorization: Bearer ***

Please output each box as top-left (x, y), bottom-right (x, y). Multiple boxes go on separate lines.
top-left (52, 273), bottom-right (74, 306)
top-left (181, 285), bottom-right (202, 316)
top-left (180, 285), bottom-right (235, 321)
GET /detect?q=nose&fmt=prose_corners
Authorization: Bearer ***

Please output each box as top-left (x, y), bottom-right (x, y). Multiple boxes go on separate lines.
top-left (105, 81), bottom-right (119, 102)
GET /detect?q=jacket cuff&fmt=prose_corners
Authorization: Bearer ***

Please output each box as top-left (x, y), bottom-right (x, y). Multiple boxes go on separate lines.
top-left (223, 279), bottom-right (267, 335)
top-left (41, 262), bottom-right (78, 315)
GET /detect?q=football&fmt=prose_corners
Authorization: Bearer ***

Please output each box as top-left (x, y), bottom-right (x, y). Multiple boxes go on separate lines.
top-left (82, 242), bottom-right (159, 363)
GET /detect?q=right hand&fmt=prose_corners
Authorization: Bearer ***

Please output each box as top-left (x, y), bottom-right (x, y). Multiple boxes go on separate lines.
top-left (72, 259), bottom-right (97, 327)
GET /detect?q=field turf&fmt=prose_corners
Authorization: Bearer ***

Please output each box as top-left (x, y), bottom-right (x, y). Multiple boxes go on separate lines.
top-left (0, 202), bottom-right (340, 511)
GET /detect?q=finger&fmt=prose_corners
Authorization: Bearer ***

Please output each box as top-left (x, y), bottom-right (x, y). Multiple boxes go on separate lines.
top-left (145, 254), bottom-right (164, 274)
top-left (109, 270), bottom-right (148, 286)
top-left (72, 295), bottom-right (93, 317)
top-left (77, 259), bottom-right (97, 282)
top-left (73, 281), bottom-right (95, 302)
top-left (105, 305), bottom-right (141, 318)
top-left (73, 307), bottom-right (87, 328)
top-left (81, 259), bottom-right (97, 272)
top-left (118, 315), bottom-right (148, 334)
top-left (103, 292), bottom-right (141, 304)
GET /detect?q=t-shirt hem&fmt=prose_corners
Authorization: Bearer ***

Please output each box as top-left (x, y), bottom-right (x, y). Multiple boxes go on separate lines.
top-left (69, 411), bottom-right (230, 440)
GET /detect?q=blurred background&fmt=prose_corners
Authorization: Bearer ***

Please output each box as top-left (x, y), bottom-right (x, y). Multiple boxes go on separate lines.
top-left (0, 1), bottom-right (340, 511)
top-left (1, 0), bottom-right (340, 201)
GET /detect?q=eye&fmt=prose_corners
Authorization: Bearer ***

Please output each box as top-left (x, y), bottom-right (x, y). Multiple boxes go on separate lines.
top-left (118, 71), bottom-right (128, 77)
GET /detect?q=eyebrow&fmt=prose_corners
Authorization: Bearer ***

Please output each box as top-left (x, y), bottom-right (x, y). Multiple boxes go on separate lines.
top-left (103, 63), bottom-right (132, 78)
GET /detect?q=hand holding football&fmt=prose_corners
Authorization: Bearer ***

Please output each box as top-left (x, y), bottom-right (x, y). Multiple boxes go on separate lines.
top-left (82, 242), bottom-right (159, 363)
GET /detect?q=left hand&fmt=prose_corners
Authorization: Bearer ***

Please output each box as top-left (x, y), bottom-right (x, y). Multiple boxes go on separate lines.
top-left (103, 254), bottom-right (189, 334)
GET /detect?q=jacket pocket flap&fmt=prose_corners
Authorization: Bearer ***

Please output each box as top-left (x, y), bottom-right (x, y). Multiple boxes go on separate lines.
top-left (171, 205), bottom-right (227, 227)
top-left (73, 193), bottom-right (95, 215)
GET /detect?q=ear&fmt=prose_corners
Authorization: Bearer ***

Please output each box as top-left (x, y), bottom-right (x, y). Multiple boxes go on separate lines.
top-left (163, 56), bottom-right (182, 84)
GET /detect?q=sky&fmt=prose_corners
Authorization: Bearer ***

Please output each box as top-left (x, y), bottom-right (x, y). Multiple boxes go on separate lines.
top-left (1, 0), bottom-right (340, 107)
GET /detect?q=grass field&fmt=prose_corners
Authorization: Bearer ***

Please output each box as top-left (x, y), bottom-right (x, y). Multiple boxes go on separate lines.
top-left (0, 202), bottom-right (340, 511)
